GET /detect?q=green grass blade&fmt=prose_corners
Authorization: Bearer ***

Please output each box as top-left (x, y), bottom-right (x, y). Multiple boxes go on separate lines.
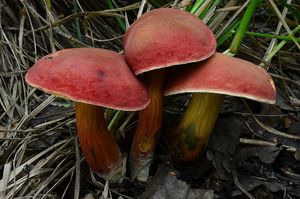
top-left (268, 0), bottom-right (300, 50)
top-left (106, 0), bottom-right (126, 32)
top-left (190, 0), bottom-right (205, 14)
top-left (279, 0), bottom-right (300, 20)
top-left (229, 0), bottom-right (260, 54)
top-left (245, 31), bottom-right (300, 42)
top-left (264, 25), bottom-right (300, 63)
top-left (217, 19), bottom-right (241, 46)
top-left (73, 0), bottom-right (82, 41)
top-left (198, 1), bottom-right (214, 19)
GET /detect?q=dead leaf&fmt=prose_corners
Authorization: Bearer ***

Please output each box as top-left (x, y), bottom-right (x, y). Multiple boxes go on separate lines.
top-left (234, 146), bottom-right (282, 164)
top-left (141, 165), bottom-right (214, 199)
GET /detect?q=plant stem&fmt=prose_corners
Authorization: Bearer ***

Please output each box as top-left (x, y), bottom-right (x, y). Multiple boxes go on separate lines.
top-left (190, 0), bottom-right (205, 14)
top-left (130, 69), bottom-right (165, 181)
top-left (217, 19), bottom-right (240, 46)
top-left (73, 0), bottom-right (82, 41)
top-left (75, 102), bottom-right (122, 176)
top-left (245, 31), bottom-right (300, 42)
top-left (229, 0), bottom-right (259, 54)
top-left (106, 0), bottom-right (126, 32)
top-left (170, 93), bottom-right (224, 162)
top-left (264, 25), bottom-right (300, 63)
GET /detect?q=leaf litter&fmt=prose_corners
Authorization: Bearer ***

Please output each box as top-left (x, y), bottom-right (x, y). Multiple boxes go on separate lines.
top-left (0, 0), bottom-right (300, 198)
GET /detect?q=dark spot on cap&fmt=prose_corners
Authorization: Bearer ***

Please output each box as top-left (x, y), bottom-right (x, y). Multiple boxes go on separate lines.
top-left (97, 70), bottom-right (106, 81)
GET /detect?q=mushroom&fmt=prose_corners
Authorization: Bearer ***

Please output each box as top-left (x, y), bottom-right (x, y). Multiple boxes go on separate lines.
top-left (164, 53), bottom-right (277, 162)
top-left (25, 48), bottom-right (150, 178)
top-left (124, 8), bottom-right (216, 180)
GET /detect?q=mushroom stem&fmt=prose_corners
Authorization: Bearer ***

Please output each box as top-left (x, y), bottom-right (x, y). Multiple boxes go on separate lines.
top-left (169, 93), bottom-right (224, 162)
top-left (130, 69), bottom-right (165, 181)
top-left (75, 102), bottom-right (122, 176)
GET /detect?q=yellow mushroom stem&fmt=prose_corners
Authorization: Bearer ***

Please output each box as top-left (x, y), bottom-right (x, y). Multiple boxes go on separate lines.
top-left (169, 93), bottom-right (224, 162)
top-left (75, 102), bottom-right (122, 176)
top-left (130, 69), bottom-right (165, 181)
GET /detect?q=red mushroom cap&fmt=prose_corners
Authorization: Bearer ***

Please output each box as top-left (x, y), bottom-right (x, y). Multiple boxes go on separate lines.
top-left (124, 8), bottom-right (216, 75)
top-left (165, 53), bottom-right (276, 104)
top-left (25, 48), bottom-right (150, 111)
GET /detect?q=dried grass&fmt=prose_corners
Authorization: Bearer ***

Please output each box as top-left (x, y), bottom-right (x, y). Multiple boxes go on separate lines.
top-left (0, 1), bottom-right (139, 198)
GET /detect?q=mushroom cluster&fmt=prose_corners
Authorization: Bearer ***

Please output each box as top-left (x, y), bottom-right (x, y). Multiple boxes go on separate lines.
top-left (124, 8), bottom-right (276, 180)
top-left (25, 7), bottom-right (277, 182)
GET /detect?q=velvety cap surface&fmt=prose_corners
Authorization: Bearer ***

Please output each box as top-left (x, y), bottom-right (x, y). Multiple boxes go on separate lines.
top-left (25, 48), bottom-right (150, 110)
top-left (124, 8), bottom-right (216, 75)
top-left (165, 53), bottom-right (276, 104)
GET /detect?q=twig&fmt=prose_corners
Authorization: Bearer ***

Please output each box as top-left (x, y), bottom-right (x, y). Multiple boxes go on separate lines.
top-left (137, 0), bottom-right (147, 19)
top-left (263, 0), bottom-right (291, 65)
top-left (74, 131), bottom-right (80, 199)
top-left (16, 95), bottom-right (56, 130)
top-left (232, 170), bottom-right (255, 199)
top-left (243, 99), bottom-right (300, 140)
top-left (90, 172), bottom-right (133, 199)
top-left (215, 0), bottom-right (250, 38)
top-left (268, 0), bottom-right (300, 50)
top-left (240, 138), bottom-right (297, 152)
top-left (25, 3), bottom-right (141, 36)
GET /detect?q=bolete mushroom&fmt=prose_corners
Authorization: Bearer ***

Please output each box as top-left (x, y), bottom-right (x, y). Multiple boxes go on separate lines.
top-left (25, 48), bottom-right (150, 178)
top-left (124, 8), bottom-right (216, 180)
top-left (164, 53), bottom-right (277, 162)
